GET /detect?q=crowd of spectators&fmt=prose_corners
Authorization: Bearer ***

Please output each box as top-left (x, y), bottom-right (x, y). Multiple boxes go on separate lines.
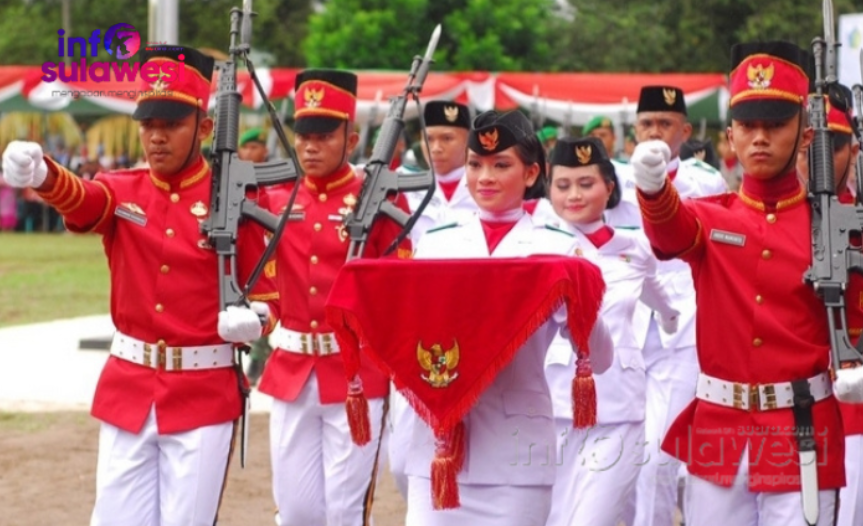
top-left (0, 141), bottom-right (142, 233)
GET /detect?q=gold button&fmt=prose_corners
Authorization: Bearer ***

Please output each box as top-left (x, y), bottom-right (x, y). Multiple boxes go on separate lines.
top-left (761, 249), bottom-right (772, 259)
top-left (160, 265), bottom-right (169, 274)
top-left (755, 294), bottom-right (763, 304)
top-left (766, 213), bottom-right (776, 224)
top-left (155, 303), bottom-right (164, 313)
top-left (310, 320), bottom-right (319, 330)
top-left (166, 228), bottom-right (175, 237)
top-left (311, 255), bottom-right (319, 264)
top-left (170, 193), bottom-right (180, 203)
top-left (753, 337), bottom-right (763, 347)
top-left (157, 339), bottom-right (166, 346)
top-left (310, 286), bottom-right (318, 296)
top-left (313, 223), bottom-right (322, 232)
top-left (319, 193), bottom-right (327, 202)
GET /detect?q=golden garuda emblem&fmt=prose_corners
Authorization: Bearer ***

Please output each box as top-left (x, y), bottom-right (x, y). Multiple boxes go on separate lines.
top-left (576, 145), bottom-right (592, 165)
top-left (478, 128), bottom-right (499, 151)
top-left (304, 88), bottom-right (325, 108)
top-left (417, 340), bottom-right (460, 388)
top-left (151, 71), bottom-right (170, 91)
top-left (444, 105), bottom-right (459, 122)
top-left (663, 88), bottom-right (677, 106)
top-left (747, 63), bottom-right (774, 89)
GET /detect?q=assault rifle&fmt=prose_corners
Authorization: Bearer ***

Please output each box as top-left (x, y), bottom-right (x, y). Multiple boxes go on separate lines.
top-left (201, 0), bottom-right (303, 467)
top-left (852, 81), bottom-right (863, 206)
top-left (342, 25), bottom-right (441, 261)
top-left (804, 0), bottom-right (863, 375)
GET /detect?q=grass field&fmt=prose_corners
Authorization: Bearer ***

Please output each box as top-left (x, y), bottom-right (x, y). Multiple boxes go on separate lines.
top-left (0, 232), bottom-right (108, 327)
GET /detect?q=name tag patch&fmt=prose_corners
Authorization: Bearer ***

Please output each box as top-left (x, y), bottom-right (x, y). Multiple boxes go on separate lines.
top-left (288, 212), bottom-right (305, 221)
top-left (709, 229), bottom-right (745, 247)
top-left (114, 206), bottom-right (147, 227)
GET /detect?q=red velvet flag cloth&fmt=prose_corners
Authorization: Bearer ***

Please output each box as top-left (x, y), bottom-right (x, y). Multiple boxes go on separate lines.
top-left (324, 256), bottom-right (605, 508)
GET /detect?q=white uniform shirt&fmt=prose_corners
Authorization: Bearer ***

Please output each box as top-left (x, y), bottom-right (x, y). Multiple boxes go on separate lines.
top-left (607, 156), bottom-right (727, 350)
top-left (544, 226), bottom-right (676, 423)
top-left (406, 212), bottom-right (614, 486)
top-left (405, 166), bottom-right (479, 244)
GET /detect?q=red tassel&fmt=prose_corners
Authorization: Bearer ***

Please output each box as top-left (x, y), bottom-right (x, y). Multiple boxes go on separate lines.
top-left (345, 376), bottom-right (371, 445)
top-left (431, 424), bottom-right (463, 510)
top-left (573, 353), bottom-right (597, 428)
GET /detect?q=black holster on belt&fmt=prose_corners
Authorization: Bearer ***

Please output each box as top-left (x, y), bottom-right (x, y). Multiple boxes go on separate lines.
top-left (791, 379), bottom-right (816, 458)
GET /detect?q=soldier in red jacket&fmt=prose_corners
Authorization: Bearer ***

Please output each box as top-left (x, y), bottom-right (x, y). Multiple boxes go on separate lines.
top-left (257, 69), bottom-right (410, 526)
top-left (1, 47), bottom-right (279, 526)
top-left (633, 40), bottom-right (845, 525)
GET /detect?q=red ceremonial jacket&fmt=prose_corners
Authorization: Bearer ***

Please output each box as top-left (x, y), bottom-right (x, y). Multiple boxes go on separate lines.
top-left (638, 174), bottom-right (846, 492)
top-left (37, 156), bottom-right (279, 434)
top-left (257, 164), bottom-right (411, 404)
top-left (837, 190), bottom-right (863, 436)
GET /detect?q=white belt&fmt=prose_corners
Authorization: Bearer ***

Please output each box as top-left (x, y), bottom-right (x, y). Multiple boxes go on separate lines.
top-left (110, 332), bottom-right (235, 371)
top-left (696, 372), bottom-right (832, 411)
top-left (272, 327), bottom-right (340, 356)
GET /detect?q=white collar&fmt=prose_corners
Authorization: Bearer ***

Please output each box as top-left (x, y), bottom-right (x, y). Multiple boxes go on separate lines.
top-left (478, 207), bottom-right (525, 223)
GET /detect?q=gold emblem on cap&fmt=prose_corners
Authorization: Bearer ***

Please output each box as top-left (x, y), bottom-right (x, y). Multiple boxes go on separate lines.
top-left (304, 88), bottom-right (325, 108)
top-left (601, 118), bottom-right (611, 127)
top-left (747, 63), bottom-right (774, 90)
top-left (190, 201), bottom-right (208, 218)
top-left (576, 145), bottom-right (592, 165)
top-left (663, 88), bottom-right (677, 106)
top-left (444, 105), bottom-right (459, 123)
top-left (151, 71), bottom-right (170, 91)
top-left (478, 128), bottom-right (499, 151)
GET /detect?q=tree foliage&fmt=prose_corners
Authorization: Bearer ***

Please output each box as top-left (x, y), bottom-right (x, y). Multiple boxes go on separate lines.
top-left (0, 0), bottom-right (308, 67)
top-left (303, 0), bottom-right (566, 71)
top-left (0, 0), bottom-right (862, 72)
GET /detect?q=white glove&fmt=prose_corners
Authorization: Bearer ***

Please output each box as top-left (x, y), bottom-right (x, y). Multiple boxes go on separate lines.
top-left (834, 366), bottom-right (863, 403)
top-left (218, 301), bottom-right (270, 343)
top-left (2, 140), bottom-right (48, 188)
top-left (657, 310), bottom-right (680, 335)
top-left (631, 140), bottom-right (671, 195)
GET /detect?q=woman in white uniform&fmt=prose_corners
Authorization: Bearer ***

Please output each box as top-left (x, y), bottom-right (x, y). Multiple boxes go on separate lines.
top-left (543, 136), bottom-right (679, 526)
top-left (404, 111), bottom-right (614, 526)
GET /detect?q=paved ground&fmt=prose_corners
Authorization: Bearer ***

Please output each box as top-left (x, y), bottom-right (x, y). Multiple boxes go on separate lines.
top-left (0, 315), bottom-right (406, 526)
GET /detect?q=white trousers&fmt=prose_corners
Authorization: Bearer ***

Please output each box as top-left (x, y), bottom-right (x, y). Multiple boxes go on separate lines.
top-left (684, 448), bottom-right (837, 526)
top-left (546, 420), bottom-right (644, 526)
top-left (90, 406), bottom-right (234, 526)
top-left (386, 387), bottom-right (411, 500)
top-left (405, 475), bottom-right (552, 526)
top-left (270, 375), bottom-right (384, 526)
top-left (631, 320), bottom-right (699, 526)
top-left (839, 434), bottom-right (863, 526)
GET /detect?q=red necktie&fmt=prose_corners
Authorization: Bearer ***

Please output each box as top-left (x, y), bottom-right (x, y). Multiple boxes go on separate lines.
top-left (439, 180), bottom-right (459, 201)
top-left (585, 225), bottom-right (614, 248)
top-left (480, 220), bottom-right (519, 253)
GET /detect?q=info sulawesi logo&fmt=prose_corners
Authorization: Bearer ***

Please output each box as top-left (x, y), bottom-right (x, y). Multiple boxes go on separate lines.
top-left (41, 23), bottom-right (183, 84)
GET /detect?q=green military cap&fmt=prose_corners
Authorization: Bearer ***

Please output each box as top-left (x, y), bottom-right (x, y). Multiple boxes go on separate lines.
top-left (582, 116), bottom-right (614, 135)
top-left (239, 127), bottom-right (267, 147)
top-left (536, 125), bottom-right (557, 142)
